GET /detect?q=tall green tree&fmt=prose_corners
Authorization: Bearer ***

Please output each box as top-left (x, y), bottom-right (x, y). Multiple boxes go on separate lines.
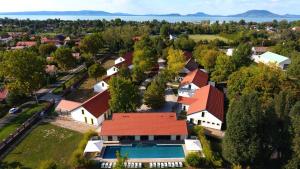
top-left (211, 54), bottom-right (235, 82)
top-left (79, 33), bottom-right (103, 58)
top-left (113, 151), bottom-right (128, 169)
top-left (88, 63), bottom-right (106, 82)
top-left (53, 47), bottom-right (76, 71)
top-left (108, 76), bottom-right (142, 112)
top-left (223, 93), bottom-right (276, 167)
top-left (287, 54), bottom-right (300, 79)
top-left (231, 43), bottom-right (252, 68)
top-left (144, 77), bottom-right (166, 109)
top-left (0, 50), bottom-right (46, 102)
top-left (160, 24), bottom-right (170, 39)
top-left (193, 45), bottom-right (221, 72)
top-left (167, 48), bottom-right (185, 75)
top-left (39, 44), bottom-right (57, 57)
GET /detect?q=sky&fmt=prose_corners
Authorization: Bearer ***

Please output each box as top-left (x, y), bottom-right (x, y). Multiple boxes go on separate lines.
top-left (0, 0), bottom-right (299, 15)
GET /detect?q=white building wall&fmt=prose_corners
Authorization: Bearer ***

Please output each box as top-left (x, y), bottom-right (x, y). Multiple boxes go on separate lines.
top-left (179, 104), bottom-right (190, 112)
top-left (71, 107), bottom-right (100, 126)
top-left (279, 59), bottom-right (292, 70)
top-left (107, 66), bottom-right (119, 76)
top-left (93, 81), bottom-right (109, 93)
top-left (178, 83), bottom-right (199, 97)
top-left (187, 110), bottom-right (222, 130)
top-left (115, 57), bottom-right (125, 65)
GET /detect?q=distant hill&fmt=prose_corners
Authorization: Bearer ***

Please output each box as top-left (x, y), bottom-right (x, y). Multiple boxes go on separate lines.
top-left (229, 10), bottom-right (281, 18)
top-left (0, 10), bottom-right (299, 18)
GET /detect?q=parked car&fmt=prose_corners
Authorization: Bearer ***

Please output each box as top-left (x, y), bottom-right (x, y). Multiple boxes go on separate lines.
top-left (9, 107), bottom-right (21, 114)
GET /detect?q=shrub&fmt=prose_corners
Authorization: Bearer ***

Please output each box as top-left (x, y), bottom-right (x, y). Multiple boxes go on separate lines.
top-left (185, 152), bottom-right (201, 167)
top-left (38, 160), bottom-right (57, 169)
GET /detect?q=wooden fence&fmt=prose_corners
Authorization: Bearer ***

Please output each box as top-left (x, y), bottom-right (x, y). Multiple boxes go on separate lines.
top-left (0, 101), bottom-right (54, 156)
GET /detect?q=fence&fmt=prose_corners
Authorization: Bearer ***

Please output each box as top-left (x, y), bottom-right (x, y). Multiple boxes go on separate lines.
top-left (0, 101), bottom-right (54, 156)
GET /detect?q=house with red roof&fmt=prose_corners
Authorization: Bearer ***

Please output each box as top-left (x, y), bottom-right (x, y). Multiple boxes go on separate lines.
top-left (178, 85), bottom-right (224, 130)
top-left (178, 69), bottom-right (209, 97)
top-left (55, 90), bottom-right (111, 126)
top-left (16, 41), bottom-right (37, 48)
top-left (100, 112), bottom-right (188, 141)
top-left (107, 52), bottom-right (133, 76)
top-left (178, 51), bottom-right (199, 80)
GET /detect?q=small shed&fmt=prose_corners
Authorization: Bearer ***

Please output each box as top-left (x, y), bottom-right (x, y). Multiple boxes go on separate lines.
top-left (185, 139), bottom-right (202, 152)
top-left (84, 140), bottom-right (104, 153)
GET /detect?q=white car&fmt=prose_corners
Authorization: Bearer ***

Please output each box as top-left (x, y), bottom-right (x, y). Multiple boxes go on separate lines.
top-left (9, 107), bottom-right (21, 114)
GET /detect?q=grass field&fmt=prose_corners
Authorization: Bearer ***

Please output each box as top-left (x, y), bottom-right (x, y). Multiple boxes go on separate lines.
top-left (2, 123), bottom-right (83, 169)
top-left (0, 103), bottom-right (49, 141)
top-left (189, 34), bottom-right (230, 42)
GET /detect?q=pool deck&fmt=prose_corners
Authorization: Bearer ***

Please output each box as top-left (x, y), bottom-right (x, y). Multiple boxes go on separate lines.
top-left (94, 142), bottom-right (189, 163)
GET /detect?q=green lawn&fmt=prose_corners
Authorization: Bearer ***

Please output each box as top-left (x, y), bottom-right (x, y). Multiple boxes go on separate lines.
top-left (189, 34), bottom-right (230, 42)
top-left (0, 103), bottom-right (48, 140)
top-left (2, 123), bottom-right (83, 169)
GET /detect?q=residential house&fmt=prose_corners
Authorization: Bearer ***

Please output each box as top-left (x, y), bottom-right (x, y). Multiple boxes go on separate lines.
top-left (178, 51), bottom-right (199, 80)
top-left (252, 51), bottom-right (291, 70)
top-left (252, 47), bottom-right (269, 55)
top-left (100, 112), bottom-right (188, 141)
top-left (107, 52), bottom-right (133, 76)
top-left (16, 41), bottom-right (37, 48)
top-left (292, 26), bottom-right (300, 32)
top-left (55, 90), bottom-right (111, 126)
top-left (178, 69), bottom-right (209, 97)
top-left (178, 85), bottom-right (224, 130)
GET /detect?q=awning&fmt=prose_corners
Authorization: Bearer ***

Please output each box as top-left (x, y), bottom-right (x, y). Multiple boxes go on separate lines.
top-left (84, 140), bottom-right (104, 153)
top-left (185, 139), bottom-right (202, 151)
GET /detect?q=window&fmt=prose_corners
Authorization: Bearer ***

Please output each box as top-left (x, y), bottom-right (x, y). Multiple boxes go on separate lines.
top-left (183, 106), bottom-right (186, 111)
top-left (201, 112), bottom-right (205, 117)
top-left (190, 118), bottom-right (194, 124)
top-left (81, 110), bottom-right (84, 115)
top-left (188, 84), bottom-right (191, 89)
top-left (176, 135), bottom-right (181, 140)
top-left (212, 123), bottom-right (215, 125)
top-left (84, 117), bottom-right (87, 123)
top-left (102, 82), bottom-right (104, 87)
top-left (197, 120), bottom-right (201, 125)
top-left (217, 123), bottom-right (220, 126)
top-left (207, 122), bottom-right (210, 124)
top-left (91, 118), bottom-right (94, 125)
top-left (202, 121), bottom-right (206, 123)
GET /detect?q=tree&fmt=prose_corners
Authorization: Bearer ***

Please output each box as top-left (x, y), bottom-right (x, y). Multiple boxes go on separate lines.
top-left (133, 48), bottom-right (156, 73)
top-left (79, 33), bottom-right (103, 58)
top-left (53, 47), bottom-right (76, 71)
top-left (39, 44), bottom-right (57, 57)
top-left (38, 160), bottom-right (57, 169)
top-left (88, 63), bottom-right (106, 82)
top-left (227, 64), bottom-right (284, 105)
top-left (193, 45), bottom-right (221, 72)
top-left (167, 48), bottom-right (185, 75)
top-left (109, 76), bottom-right (142, 112)
top-left (223, 93), bottom-right (276, 166)
top-left (211, 54), bottom-right (235, 82)
top-left (287, 54), bottom-right (300, 79)
top-left (185, 153), bottom-right (202, 168)
top-left (231, 43), bottom-right (252, 68)
top-left (0, 50), bottom-right (46, 102)
top-left (174, 36), bottom-right (196, 51)
top-left (114, 151), bottom-right (128, 169)
top-left (160, 24), bottom-right (170, 39)
top-left (144, 77), bottom-right (166, 109)
top-left (285, 102), bottom-right (300, 169)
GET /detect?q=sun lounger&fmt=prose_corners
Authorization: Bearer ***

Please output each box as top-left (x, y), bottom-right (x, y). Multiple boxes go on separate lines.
top-left (101, 163), bottom-right (105, 168)
top-left (139, 163), bottom-right (142, 168)
top-left (150, 163), bottom-right (153, 168)
top-left (168, 162), bottom-right (171, 167)
top-left (124, 162), bottom-right (127, 168)
top-left (158, 162), bottom-right (161, 168)
top-left (161, 162), bottom-right (165, 168)
top-left (164, 163), bottom-right (168, 168)
top-left (135, 163), bottom-right (138, 168)
top-left (109, 163), bottom-right (113, 168)
top-left (179, 162), bottom-right (183, 168)
top-left (128, 162), bottom-right (132, 168)
top-left (105, 162), bottom-right (109, 168)
top-left (175, 162), bottom-right (179, 168)
top-left (153, 162), bottom-right (156, 168)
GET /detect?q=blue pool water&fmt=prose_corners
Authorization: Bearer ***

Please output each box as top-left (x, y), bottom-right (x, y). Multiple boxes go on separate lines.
top-left (103, 144), bottom-right (184, 159)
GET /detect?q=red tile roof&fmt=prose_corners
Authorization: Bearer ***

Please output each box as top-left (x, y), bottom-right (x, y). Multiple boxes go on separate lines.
top-left (81, 90), bottom-right (110, 118)
top-left (55, 100), bottom-right (81, 112)
top-left (100, 112), bottom-right (188, 136)
top-left (180, 69), bottom-right (209, 88)
top-left (184, 51), bottom-right (193, 61)
top-left (186, 85), bottom-right (224, 121)
top-left (16, 41), bottom-right (36, 47)
top-left (253, 47), bottom-right (269, 53)
top-left (0, 88), bottom-right (8, 101)
top-left (115, 52), bottom-right (133, 68)
top-left (177, 96), bottom-right (198, 105)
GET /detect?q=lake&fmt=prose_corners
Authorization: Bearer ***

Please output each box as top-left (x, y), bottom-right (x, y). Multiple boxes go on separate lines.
top-left (1, 15), bottom-right (300, 23)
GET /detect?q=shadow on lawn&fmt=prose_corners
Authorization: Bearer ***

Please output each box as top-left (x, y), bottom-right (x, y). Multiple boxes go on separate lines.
top-left (0, 161), bottom-right (31, 169)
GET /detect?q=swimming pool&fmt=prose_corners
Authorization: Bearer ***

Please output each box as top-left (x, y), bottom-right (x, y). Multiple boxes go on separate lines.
top-left (103, 144), bottom-right (184, 159)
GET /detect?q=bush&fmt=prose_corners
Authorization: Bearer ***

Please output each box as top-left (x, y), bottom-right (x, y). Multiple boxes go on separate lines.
top-left (185, 152), bottom-right (201, 167)
top-left (38, 160), bottom-right (57, 169)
